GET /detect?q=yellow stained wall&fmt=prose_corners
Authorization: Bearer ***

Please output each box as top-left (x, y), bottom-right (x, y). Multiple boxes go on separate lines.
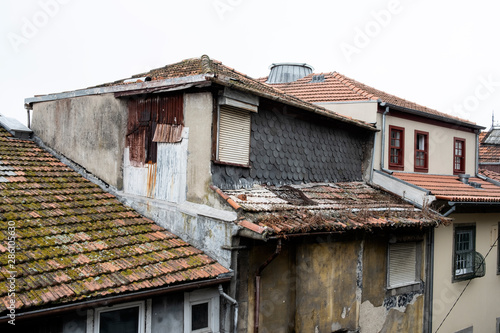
top-left (245, 236), bottom-right (427, 333)
top-left (432, 214), bottom-right (500, 333)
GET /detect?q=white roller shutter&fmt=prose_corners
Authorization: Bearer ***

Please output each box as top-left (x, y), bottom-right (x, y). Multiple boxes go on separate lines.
top-left (388, 242), bottom-right (417, 288)
top-left (218, 105), bottom-right (251, 165)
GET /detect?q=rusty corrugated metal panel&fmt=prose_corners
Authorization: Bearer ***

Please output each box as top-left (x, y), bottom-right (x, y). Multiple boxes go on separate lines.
top-left (126, 94), bottom-right (184, 164)
top-left (153, 124), bottom-right (184, 143)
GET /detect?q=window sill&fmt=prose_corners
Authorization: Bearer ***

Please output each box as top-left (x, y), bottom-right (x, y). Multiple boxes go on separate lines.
top-left (213, 160), bottom-right (250, 168)
top-left (388, 165), bottom-right (404, 171)
top-left (386, 281), bottom-right (422, 295)
top-left (414, 167), bottom-right (428, 173)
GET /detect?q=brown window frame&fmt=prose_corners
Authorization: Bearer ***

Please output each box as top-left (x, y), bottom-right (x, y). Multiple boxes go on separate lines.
top-left (453, 137), bottom-right (466, 175)
top-left (389, 126), bottom-right (405, 171)
top-left (414, 130), bottom-right (429, 172)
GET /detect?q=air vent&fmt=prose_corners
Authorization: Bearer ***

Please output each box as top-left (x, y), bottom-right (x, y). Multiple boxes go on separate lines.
top-left (0, 115), bottom-right (32, 139)
top-left (266, 63), bottom-right (314, 84)
top-left (310, 74), bottom-right (325, 83)
top-left (469, 181), bottom-right (482, 189)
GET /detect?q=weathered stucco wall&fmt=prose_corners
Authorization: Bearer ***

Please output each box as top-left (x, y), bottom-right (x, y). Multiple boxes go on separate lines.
top-left (433, 213), bottom-right (500, 333)
top-left (184, 92), bottom-right (215, 204)
top-left (241, 234), bottom-right (428, 333)
top-left (31, 94), bottom-right (128, 188)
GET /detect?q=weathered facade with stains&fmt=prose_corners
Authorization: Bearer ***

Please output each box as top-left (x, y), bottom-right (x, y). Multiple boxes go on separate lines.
top-left (25, 55), bottom-right (444, 332)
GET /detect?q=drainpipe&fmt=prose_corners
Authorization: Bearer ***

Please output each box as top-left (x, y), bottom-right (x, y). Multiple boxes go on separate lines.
top-left (475, 131), bottom-right (479, 176)
top-left (424, 228), bottom-right (435, 333)
top-left (369, 130), bottom-right (377, 182)
top-left (379, 103), bottom-right (392, 174)
top-left (254, 239), bottom-right (282, 333)
top-left (218, 285), bottom-right (238, 333)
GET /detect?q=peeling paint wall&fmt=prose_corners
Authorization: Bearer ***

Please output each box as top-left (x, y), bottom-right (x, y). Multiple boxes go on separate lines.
top-left (32, 94), bottom-right (128, 188)
top-left (240, 233), bottom-right (427, 333)
top-left (123, 128), bottom-right (189, 202)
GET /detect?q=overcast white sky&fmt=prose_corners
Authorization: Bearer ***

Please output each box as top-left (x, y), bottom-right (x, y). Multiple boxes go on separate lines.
top-left (1, 0), bottom-right (499, 129)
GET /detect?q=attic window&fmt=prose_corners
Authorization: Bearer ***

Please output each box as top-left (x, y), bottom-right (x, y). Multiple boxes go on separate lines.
top-left (310, 75), bottom-right (325, 83)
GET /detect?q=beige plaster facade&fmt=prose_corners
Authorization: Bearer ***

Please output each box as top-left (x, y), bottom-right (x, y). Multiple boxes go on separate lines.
top-left (432, 214), bottom-right (500, 333)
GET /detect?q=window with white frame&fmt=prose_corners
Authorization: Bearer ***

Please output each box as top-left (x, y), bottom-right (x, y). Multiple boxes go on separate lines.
top-left (184, 289), bottom-right (220, 333)
top-left (454, 225), bottom-right (475, 281)
top-left (388, 242), bottom-right (420, 288)
top-left (93, 301), bottom-right (145, 333)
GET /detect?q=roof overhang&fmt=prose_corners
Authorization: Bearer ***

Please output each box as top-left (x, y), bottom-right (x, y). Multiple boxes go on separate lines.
top-left (380, 102), bottom-right (485, 132)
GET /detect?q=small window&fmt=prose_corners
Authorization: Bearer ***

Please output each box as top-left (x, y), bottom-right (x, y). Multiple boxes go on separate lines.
top-left (389, 126), bottom-right (404, 170)
top-left (388, 242), bottom-right (419, 288)
top-left (94, 301), bottom-right (145, 333)
top-left (184, 289), bottom-right (220, 333)
top-left (454, 225), bottom-right (476, 281)
top-left (414, 131), bottom-right (429, 172)
top-left (216, 105), bottom-right (251, 166)
top-left (453, 138), bottom-right (466, 174)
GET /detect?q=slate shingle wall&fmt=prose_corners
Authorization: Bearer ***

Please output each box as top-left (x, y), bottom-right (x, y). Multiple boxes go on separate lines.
top-left (212, 102), bottom-right (370, 189)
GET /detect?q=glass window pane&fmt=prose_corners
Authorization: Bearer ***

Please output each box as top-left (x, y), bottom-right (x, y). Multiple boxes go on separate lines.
top-left (100, 307), bottom-right (139, 333)
top-left (192, 302), bottom-right (209, 331)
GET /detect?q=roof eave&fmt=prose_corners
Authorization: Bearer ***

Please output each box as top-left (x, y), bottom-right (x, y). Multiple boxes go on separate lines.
top-left (381, 102), bottom-right (485, 131)
top-left (24, 74), bottom-right (213, 106)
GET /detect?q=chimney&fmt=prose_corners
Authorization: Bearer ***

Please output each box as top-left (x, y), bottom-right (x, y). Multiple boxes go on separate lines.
top-left (266, 63), bottom-right (314, 84)
top-left (458, 174), bottom-right (470, 184)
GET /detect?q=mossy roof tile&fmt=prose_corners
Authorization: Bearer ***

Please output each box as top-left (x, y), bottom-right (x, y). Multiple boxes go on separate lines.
top-left (0, 128), bottom-right (229, 316)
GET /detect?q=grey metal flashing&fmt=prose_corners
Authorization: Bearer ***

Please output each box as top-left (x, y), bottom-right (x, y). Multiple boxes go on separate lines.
top-left (479, 162), bottom-right (500, 165)
top-left (477, 173), bottom-right (500, 187)
top-left (373, 170), bottom-right (431, 194)
top-left (382, 102), bottom-right (484, 131)
top-left (24, 74), bottom-right (212, 105)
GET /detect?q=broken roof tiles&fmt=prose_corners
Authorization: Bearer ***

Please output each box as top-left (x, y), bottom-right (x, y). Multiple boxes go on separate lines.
top-left (217, 182), bottom-right (444, 235)
top-left (392, 172), bottom-right (500, 202)
top-left (0, 127), bottom-right (229, 315)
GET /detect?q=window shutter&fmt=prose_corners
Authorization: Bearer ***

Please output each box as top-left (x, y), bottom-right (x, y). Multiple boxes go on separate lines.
top-left (389, 242), bottom-right (417, 288)
top-left (218, 105), bottom-right (251, 165)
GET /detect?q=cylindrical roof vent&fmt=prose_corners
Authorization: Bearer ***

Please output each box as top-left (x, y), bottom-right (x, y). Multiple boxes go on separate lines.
top-left (266, 63), bottom-right (314, 84)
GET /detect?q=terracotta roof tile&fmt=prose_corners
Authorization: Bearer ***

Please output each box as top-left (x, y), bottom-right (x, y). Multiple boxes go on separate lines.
top-left (218, 183), bottom-right (443, 235)
top-left (91, 55), bottom-right (375, 132)
top-left (392, 172), bottom-right (500, 202)
top-left (262, 72), bottom-right (477, 127)
top-left (0, 128), bottom-right (229, 315)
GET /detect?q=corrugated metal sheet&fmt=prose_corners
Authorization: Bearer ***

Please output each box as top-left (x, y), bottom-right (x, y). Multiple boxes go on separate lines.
top-left (218, 105), bottom-right (251, 165)
top-left (126, 94), bottom-right (183, 164)
top-left (153, 124), bottom-right (184, 143)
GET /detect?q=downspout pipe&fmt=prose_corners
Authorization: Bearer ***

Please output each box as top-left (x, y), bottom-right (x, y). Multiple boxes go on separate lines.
top-left (369, 130), bottom-right (377, 182)
top-left (254, 239), bottom-right (282, 333)
top-left (379, 103), bottom-right (392, 174)
top-left (218, 285), bottom-right (238, 333)
top-left (424, 228), bottom-right (435, 333)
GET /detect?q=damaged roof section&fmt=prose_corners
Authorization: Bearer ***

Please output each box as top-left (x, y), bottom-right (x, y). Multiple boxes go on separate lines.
top-left (0, 127), bottom-right (229, 316)
top-left (215, 182), bottom-right (446, 236)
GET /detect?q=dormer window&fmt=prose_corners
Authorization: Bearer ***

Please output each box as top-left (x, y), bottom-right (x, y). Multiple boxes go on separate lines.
top-left (389, 126), bottom-right (404, 170)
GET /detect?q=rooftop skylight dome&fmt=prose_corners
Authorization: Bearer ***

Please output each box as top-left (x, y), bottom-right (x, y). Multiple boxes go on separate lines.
top-left (266, 63), bottom-right (314, 84)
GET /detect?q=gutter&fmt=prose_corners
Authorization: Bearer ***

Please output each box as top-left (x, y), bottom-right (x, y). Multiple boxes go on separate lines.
top-left (0, 275), bottom-right (232, 323)
top-left (381, 102), bottom-right (485, 131)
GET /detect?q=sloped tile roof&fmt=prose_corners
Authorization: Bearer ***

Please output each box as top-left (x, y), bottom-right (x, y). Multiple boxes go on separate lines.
top-left (392, 172), bottom-right (500, 202)
top-left (0, 128), bottom-right (229, 315)
top-left (92, 55), bottom-right (375, 131)
top-left (479, 129), bottom-right (500, 163)
top-left (480, 169), bottom-right (500, 182)
top-left (217, 182), bottom-right (443, 235)
top-left (262, 72), bottom-right (478, 127)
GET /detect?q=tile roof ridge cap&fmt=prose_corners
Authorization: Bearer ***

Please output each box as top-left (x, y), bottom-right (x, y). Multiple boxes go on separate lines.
top-left (333, 72), bottom-right (379, 100)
